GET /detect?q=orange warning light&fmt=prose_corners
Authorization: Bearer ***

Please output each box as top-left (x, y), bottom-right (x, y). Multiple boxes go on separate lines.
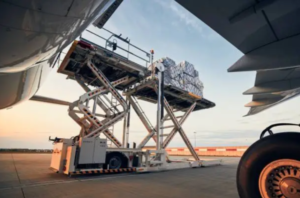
top-left (150, 49), bottom-right (154, 54)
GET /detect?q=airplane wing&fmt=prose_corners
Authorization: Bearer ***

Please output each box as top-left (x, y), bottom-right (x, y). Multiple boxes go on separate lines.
top-left (30, 95), bottom-right (70, 106)
top-left (29, 95), bottom-right (105, 118)
top-left (175, 0), bottom-right (300, 115)
top-left (92, 0), bottom-right (123, 28)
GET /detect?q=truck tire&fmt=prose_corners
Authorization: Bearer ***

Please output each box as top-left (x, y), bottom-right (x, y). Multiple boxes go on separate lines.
top-left (237, 132), bottom-right (300, 198)
top-left (104, 152), bottom-right (128, 169)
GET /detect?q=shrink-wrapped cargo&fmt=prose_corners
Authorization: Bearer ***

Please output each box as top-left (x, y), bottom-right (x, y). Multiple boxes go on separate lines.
top-left (150, 58), bottom-right (204, 97)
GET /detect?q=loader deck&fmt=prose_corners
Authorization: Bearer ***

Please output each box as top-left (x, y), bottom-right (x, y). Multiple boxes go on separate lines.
top-left (58, 37), bottom-right (215, 111)
top-left (125, 78), bottom-right (215, 111)
top-left (58, 39), bottom-right (150, 90)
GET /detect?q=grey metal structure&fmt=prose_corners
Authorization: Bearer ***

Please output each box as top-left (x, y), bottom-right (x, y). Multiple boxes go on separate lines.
top-left (176, 0), bottom-right (300, 116)
top-left (57, 27), bottom-right (215, 162)
top-left (156, 63), bottom-right (165, 152)
top-left (57, 27), bottom-right (155, 145)
top-left (123, 73), bottom-right (213, 161)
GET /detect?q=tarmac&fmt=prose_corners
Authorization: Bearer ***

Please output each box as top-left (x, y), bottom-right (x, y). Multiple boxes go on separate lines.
top-left (0, 154), bottom-right (240, 198)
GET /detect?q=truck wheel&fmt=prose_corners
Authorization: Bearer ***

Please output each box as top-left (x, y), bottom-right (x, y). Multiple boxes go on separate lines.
top-left (237, 132), bottom-right (300, 198)
top-left (105, 152), bottom-right (128, 169)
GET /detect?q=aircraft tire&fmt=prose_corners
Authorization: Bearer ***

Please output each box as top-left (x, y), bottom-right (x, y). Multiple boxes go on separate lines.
top-left (237, 132), bottom-right (300, 198)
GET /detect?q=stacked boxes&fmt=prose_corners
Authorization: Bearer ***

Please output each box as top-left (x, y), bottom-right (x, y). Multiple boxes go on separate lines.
top-left (150, 57), bottom-right (204, 97)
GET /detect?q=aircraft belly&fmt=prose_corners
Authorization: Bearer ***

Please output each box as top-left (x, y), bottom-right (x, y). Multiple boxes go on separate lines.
top-left (0, 0), bottom-right (105, 72)
top-left (0, 0), bottom-right (121, 109)
top-left (0, 60), bottom-right (53, 109)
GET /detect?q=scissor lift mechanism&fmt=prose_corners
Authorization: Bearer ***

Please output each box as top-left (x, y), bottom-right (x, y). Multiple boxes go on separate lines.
top-left (56, 29), bottom-right (215, 167)
top-left (124, 76), bottom-right (213, 161)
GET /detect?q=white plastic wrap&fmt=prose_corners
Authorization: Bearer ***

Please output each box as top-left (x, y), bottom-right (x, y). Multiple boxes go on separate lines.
top-left (150, 58), bottom-right (204, 97)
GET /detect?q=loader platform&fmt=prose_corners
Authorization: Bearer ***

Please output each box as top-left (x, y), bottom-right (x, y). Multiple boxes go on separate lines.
top-left (58, 38), bottom-right (215, 112)
top-left (58, 38), bottom-right (150, 90)
top-left (124, 77), bottom-right (215, 111)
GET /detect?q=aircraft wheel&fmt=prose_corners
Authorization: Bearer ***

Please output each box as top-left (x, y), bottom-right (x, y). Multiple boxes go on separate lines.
top-left (237, 132), bottom-right (300, 198)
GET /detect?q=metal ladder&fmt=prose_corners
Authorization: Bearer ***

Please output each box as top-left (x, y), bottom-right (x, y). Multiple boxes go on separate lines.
top-left (69, 55), bottom-right (129, 147)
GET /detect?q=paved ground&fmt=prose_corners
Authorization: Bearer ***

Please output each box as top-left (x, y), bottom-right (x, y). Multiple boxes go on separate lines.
top-left (0, 154), bottom-right (240, 198)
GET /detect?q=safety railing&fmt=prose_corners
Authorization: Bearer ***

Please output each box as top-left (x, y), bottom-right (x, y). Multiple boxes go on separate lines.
top-left (81, 28), bottom-right (153, 68)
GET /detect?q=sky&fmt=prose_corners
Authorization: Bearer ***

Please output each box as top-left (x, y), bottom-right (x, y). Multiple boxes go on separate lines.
top-left (1, 0), bottom-right (300, 149)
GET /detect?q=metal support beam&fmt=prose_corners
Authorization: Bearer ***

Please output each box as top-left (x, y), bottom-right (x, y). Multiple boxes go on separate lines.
top-left (137, 114), bottom-right (170, 149)
top-left (150, 85), bottom-right (197, 160)
top-left (126, 100), bottom-right (131, 147)
top-left (128, 96), bottom-right (155, 134)
top-left (72, 110), bottom-right (107, 118)
top-left (68, 101), bottom-right (92, 137)
top-left (138, 131), bottom-right (156, 148)
top-left (92, 97), bottom-right (97, 114)
top-left (75, 76), bottom-right (112, 115)
top-left (103, 94), bottom-right (120, 113)
top-left (156, 63), bottom-right (165, 151)
top-left (163, 98), bottom-right (200, 161)
top-left (161, 125), bottom-right (174, 129)
top-left (69, 57), bottom-right (131, 147)
top-left (163, 103), bottom-right (196, 148)
top-left (122, 96), bottom-right (131, 148)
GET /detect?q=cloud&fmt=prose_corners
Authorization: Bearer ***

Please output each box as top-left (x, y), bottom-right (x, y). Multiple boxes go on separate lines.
top-left (169, 2), bottom-right (203, 33)
top-left (237, 120), bottom-right (249, 124)
top-left (154, 0), bottom-right (204, 33)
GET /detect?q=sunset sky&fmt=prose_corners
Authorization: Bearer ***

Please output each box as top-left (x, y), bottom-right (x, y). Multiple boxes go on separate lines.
top-left (1, 0), bottom-right (300, 149)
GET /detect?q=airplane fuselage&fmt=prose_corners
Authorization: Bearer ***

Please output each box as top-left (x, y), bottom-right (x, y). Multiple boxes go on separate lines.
top-left (0, 0), bottom-right (115, 109)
